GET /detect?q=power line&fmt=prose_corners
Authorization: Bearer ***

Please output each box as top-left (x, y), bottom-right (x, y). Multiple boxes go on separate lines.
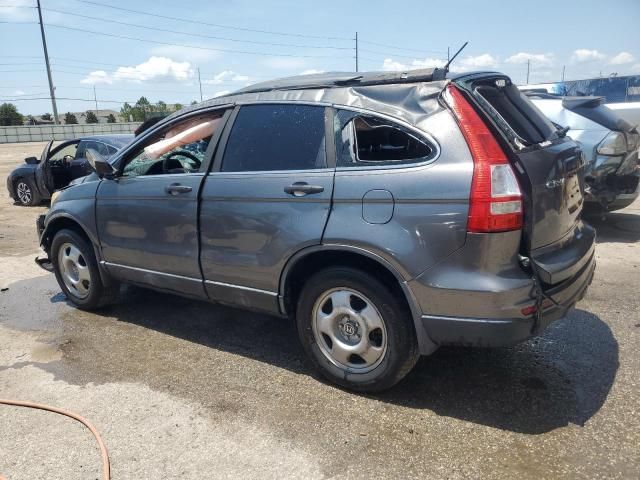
top-left (359, 48), bottom-right (445, 61)
top-left (359, 39), bottom-right (446, 55)
top-left (42, 7), bottom-right (353, 50)
top-left (44, 23), bottom-right (349, 59)
top-left (72, 0), bottom-right (352, 41)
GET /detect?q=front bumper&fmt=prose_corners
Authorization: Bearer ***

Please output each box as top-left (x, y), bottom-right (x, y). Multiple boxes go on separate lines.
top-left (6, 175), bottom-right (16, 201)
top-left (36, 213), bottom-right (46, 239)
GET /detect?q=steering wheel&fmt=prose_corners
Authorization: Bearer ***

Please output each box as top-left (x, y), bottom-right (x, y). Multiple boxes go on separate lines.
top-left (162, 150), bottom-right (201, 173)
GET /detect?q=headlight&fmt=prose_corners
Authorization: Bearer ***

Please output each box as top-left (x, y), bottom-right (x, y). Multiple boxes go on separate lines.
top-left (50, 190), bottom-right (61, 205)
top-left (597, 131), bottom-right (627, 156)
top-left (626, 132), bottom-right (639, 152)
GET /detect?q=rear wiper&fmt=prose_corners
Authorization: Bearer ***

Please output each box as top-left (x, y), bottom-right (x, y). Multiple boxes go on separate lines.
top-left (556, 125), bottom-right (570, 138)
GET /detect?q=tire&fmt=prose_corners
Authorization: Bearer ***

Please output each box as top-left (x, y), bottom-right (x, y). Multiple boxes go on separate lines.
top-left (296, 267), bottom-right (419, 392)
top-left (14, 178), bottom-right (40, 206)
top-left (51, 228), bottom-right (119, 310)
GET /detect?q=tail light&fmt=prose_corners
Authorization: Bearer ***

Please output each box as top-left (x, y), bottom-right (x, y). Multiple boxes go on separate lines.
top-left (443, 84), bottom-right (523, 233)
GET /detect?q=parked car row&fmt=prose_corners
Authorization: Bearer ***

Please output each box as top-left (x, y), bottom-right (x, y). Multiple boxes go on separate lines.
top-left (27, 68), bottom-right (600, 391)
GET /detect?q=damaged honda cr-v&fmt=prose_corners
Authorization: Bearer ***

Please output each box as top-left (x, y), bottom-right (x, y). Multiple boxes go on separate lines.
top-left (36, 68), bottom-right (596, 392)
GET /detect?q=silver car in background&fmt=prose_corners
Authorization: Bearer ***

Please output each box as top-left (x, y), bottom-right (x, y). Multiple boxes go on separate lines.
top-left (525, 92), bottom-right (640, 211)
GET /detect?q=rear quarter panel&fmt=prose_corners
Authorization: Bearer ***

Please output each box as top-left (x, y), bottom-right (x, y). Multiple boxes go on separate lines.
top-left (323, 109), bottom-right (472, 280)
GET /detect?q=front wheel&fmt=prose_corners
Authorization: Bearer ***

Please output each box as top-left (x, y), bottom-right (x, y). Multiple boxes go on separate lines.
top-left (51, 229), bottom-right (118, 310)
top-left (296, 267), bottom-right (419, 392)
top-left (14, 178), bottom-right (40, 206)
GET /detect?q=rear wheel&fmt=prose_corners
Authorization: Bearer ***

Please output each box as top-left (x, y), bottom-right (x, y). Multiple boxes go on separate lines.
top-left (15, 178), bottom-right (40, 206)
top-left (296, 267), bottom-right (419, 392)
top-left (51, 229), bottom-right (118, 310)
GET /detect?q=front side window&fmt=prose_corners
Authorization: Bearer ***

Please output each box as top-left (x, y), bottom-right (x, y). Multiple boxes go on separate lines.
top-left (49, 142), bottom-right (78, 162)
top-left (335, 110), bottom-right (434, 167)
top-left (122, 113), bottom-right (223, 177)
top-left (80, 141), bottom-right (111, 157)
top-left (221, 104), bottom-right (326, 172)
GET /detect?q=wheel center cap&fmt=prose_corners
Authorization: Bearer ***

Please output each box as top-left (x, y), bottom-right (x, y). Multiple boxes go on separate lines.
top-left (338, 316), bottom-right (361, 342)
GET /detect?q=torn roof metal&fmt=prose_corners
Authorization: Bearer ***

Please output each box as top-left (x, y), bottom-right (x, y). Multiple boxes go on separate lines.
top-left (163, 68), bottom-right (463, 130)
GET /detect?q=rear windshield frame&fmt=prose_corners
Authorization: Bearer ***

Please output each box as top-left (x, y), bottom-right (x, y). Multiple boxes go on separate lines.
top-left (455, 74), bottom-right (559, 150)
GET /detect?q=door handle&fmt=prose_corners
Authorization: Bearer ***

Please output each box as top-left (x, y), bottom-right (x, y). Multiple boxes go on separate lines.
top-left (284, 182), bottom-right (324, 196)
top-left (165, 183), bottom-right (192, 195)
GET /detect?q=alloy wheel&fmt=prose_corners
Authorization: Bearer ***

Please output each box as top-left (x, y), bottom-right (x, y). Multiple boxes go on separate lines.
top-left (57, 242), bottom-right (91, 299)
top-left (312, 288), bottom-right (388, 373)
top-left (16, 182), bottom-right (32, 205)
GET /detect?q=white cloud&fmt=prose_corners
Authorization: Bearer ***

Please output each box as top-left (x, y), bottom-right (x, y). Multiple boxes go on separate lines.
top-left (300, 69), bottom-right (325, 76)
top-left (610, 52), bottom-right (635, 65)
top-left (13, 90), bottom-right (25, 95)
top-left (382, 57), bottom-right (445, 72)
top-left (113, 57), bottom-right (193, 82)
top-left (0, 0), bottom-right (33, 20)
top-left (80, 70), bottom-right (113, 85)
top-left (80, 57), bottom-right (193, 85)
top-left (203, 70), bottom-right (250, 85)
top-left (506, 52), bottom-right (554, 66)
top-left (452, 54), bottom-right (499, 72)
top-left (212, 90), bottom-right (230, 98)
top-left (571, 49), bottom-right (606, 63)
top-left (631, 64), bottom-right (640, 73)
top-left (382, 54), bottom-right (496, 73)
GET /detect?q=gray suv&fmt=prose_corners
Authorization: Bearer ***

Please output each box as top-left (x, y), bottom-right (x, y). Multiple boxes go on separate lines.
top-left (36, 69), bottom-right (596, 391)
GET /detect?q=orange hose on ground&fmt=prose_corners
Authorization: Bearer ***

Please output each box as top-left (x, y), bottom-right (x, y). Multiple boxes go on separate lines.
top-left (0, 399), bottom-right (110, 480)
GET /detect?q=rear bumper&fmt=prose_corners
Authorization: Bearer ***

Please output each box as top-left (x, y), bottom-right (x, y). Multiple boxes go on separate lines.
top-left (408, 229), bottom-right (596, 350)
top-left (419, 252), bottom-right (595, 347)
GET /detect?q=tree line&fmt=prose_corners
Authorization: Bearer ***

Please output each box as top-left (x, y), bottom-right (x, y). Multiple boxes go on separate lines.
top-left (0, 97), bottom-right (193, 126)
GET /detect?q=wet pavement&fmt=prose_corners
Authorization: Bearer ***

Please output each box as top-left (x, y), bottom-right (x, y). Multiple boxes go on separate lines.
top-left (0, 143), bottom-right (639, 479)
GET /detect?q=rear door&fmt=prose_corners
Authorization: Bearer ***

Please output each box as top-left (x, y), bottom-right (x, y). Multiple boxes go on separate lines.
top-left (458, 74), bottom-right (595, 285)
top-left (199, 103), bottom-right (334, 313)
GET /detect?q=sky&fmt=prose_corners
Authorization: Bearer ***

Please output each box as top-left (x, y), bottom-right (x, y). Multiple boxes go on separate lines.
top-left (1, 0), bottom-right (639, 116)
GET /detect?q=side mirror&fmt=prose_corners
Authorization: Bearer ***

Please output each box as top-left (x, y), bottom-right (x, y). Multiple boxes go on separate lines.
top-left (86, 148), bottom-right (116, 179)
top-left (24, 156), bottom-right (39, 165)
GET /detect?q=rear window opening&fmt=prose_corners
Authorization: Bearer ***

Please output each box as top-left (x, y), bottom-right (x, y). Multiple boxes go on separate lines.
top-left (336, 111), bottom-right (435, 167)
top-left (354, 116), bottom-right (432, 162)
top-left (471, 77), bottom-right (557, 145)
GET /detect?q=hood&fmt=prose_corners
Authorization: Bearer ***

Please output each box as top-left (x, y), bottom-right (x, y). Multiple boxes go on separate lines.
top-left (68, 172), bottom-right (99, 186)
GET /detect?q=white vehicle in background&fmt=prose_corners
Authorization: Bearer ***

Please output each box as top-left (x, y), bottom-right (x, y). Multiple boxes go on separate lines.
top-left (523, 91), bottom-right (639, 211)
top-left (520, 75), bottom-right (640, 126)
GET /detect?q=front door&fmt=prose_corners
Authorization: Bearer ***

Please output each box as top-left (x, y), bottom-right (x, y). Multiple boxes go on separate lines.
top-left (35, 140), bottom-right (53, 196)
top-left (96, 110), bottom-right (229, 298)
top-left (199, 104), bottom-right (335, 313)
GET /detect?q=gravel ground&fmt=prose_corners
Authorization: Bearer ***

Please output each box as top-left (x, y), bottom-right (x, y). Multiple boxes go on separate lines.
top-left (0, 142), bottom-right (638, 479)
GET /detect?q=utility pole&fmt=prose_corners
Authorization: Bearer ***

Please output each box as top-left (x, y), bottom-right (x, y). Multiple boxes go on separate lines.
top-left (447, 47), bottom-right (450, 63)
top-left (561, 65), bottom-right (565, 82)
top-left (36, 0), bottom-right (59, 124)
top-left (355, 32), bottom-right (359, 72)
top-left (197, 67), bottom-right (203, 102)
top-left (526, 59), bottom-right (530, 84)
top-left (93, 85), bottom-right (98, 115)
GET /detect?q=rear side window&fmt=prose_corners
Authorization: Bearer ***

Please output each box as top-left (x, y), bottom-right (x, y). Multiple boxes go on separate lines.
top-left (335, 110), bottom-right (434, 167)
top-left (221, 104), bottom-right (326, 172)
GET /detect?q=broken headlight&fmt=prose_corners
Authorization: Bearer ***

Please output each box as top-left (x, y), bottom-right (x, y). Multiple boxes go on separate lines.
top-left (597, 131), bottom-right (627, 156)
